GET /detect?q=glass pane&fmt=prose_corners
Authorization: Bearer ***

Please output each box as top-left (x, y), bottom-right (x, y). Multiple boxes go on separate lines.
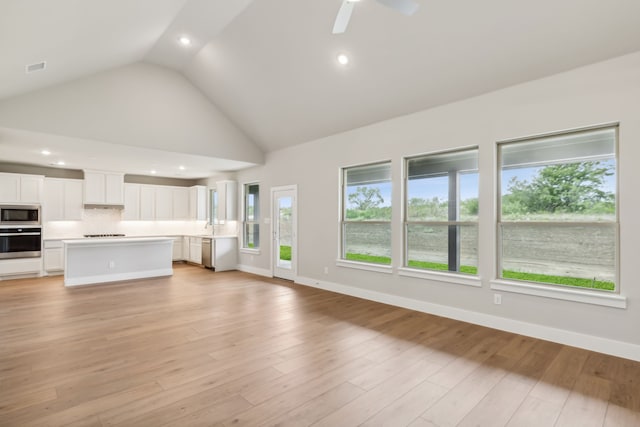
top-left (459, 172), bottom-right (479, 221)
top-left (244, 223), bottom-right (259, 249)
top-left (406, 224), bottom-right (478, 274)
top-left (406, 175), bottom-right (448, 221)
top-left (500, 223), bottom-right (616, 291)
top-left (245, 184), bottom-right (259, 221)
top-left (278, 197), bottom-right (292, 268)
top-left (344, 162), bottom-right (391, 221)
top-left (343, 222), bottom-right (391, 264)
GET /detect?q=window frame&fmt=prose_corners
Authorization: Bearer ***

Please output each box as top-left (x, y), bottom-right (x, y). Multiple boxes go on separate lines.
top-left (242, 182), bottom-right (260, 252)
top-left (337, 160), bottom-right (393, 273)
top-left (492, 123), bottom-right (624, 308)
top-left (399, 146), bottom-right (481, 285)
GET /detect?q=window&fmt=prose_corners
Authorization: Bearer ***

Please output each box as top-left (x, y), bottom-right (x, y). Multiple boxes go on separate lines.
top-left (405, 148), bottom-right (479, 275)
top-left (243, 183), bottom-right (260, 249)
top-left (498, 126), bottom-right (617, 292)
top-left (341, 162), bottom-right (392, 265)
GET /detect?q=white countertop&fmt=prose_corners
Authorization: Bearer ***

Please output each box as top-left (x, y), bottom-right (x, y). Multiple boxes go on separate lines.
top-left (47, 234), bottom-right (238, 241)
top-left (63, 236), bottom-right (174, 245)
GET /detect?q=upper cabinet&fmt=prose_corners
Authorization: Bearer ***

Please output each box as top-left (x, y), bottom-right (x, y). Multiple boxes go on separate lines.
top-left (124, 183), bottom-right (192, 221)
top-left (83, 170), bottom-right (124, 206)
top-left (43, 178), bottom-right (83, 221)
top-left (173, 187), bottom-right (190, 220)
top-left (0, 173), bottom-right (44, 204)
top-left (123, 183), bottom-right (141, 220)
top-left (216, 180), bottom-right (237, 222)
top-left (189, 185), bottom-right (207, 221)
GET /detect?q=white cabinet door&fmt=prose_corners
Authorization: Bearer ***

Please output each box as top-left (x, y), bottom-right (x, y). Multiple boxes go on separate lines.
top-left (43, 179), bottom-right (65, 221)
top-left (172, 237), bottom-right (183, 261)
top-left (172, 188), bottom-right (189, 220)
top-left (155, 187), bottom-right (173, 220)
top-left (19, 175), bottom-right (43, 203)
top-left (213, 237), bottom-right (238, 271)
top-left (189, 186), bottom-right (207, 221)
top-left (83, 171), bottom-right (105, 204)
top-left (123, 184), bottom-right (140, 220)
top-left (44, 241), bottom-right (64, 273)
top-left (64, 180), bottom-right (83, 220)
top-left (189, 237), bottom-right (202, 264)
top-left (140, 186), bottom-right (155, 220)
top-left (216, 181), bottom-right (237, 222)
top-left (105, 173), bottom-right (124, 204)
top-left (0, 174), bottom-right (19, 202)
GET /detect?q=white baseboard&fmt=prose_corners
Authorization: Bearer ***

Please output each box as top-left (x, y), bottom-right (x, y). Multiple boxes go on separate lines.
top-left (296, 275), bottom-right (640, 362)
top-left (64, 268), bottom-right (173, 287)
top-left (236, 264), bottom-right (272, 278)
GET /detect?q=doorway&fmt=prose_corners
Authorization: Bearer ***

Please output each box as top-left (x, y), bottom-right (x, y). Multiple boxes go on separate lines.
top-left (272, 186), bottom-right (297, 280)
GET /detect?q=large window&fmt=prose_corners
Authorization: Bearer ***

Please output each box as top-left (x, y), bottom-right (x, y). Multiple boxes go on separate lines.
top-left (341, 162), bottom-right (392, 265)
top-left (243, 183), bottom-right (260, 249)
top-left (498, 126), bottom-right (617, 291)
top-left (405, 148), bottom-right (479, 275)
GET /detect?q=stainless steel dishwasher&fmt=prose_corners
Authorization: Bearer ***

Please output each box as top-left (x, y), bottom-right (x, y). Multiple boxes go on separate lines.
top-left (201, 237), bottom-right (212, 269)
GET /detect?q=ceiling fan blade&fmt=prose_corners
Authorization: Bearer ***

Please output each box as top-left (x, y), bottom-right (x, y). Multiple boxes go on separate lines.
top-left (375, 0), bottom-right (419, 16)
top-left (332, 0), bottom-right (356, 34)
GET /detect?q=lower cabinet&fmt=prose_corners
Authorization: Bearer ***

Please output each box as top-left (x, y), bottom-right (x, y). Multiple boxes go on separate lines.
top-left (44, 240), bottom-right (64, 275)
top-left (189, 237), bottom-right (203, 265)
top-left (172, 237), bottom-right (183, 261)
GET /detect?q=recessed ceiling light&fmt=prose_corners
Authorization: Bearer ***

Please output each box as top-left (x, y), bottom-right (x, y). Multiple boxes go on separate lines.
top-left (178, 36), bottom-right (192, 47)
top-left (41, 149), bottom-right (51, 156)
top-left (337, 54), bottom-right (349, 65)
top-left (179, 165), bottom-right (185, 170)
top-left (56, 160), bottom-right (65, 166)
top-left (150, 170), bottom-right (157, 175)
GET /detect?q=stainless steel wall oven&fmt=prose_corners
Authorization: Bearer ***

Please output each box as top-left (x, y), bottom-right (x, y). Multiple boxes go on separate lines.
top-left (0, 227), bottom-right (42, 259)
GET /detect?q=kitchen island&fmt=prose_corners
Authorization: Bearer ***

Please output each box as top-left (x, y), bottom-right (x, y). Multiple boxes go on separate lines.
top-left (63, 237), bottom-right (173, 286)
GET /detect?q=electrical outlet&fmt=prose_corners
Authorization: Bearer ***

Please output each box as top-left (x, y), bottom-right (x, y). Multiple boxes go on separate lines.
top-left (324, 267), bottom-right (329, 274)
top-left (494, 294), bottom-right (502, 305)
top-left (108, 260), bottom-right (115, 269)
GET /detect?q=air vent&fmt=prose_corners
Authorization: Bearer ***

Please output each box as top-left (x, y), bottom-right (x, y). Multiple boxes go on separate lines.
top-left (25, 61), bottom-right (46, 73)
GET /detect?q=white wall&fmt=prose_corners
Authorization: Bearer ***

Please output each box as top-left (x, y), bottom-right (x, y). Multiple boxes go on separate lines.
top-left (0, 62), bottom-right (263, 165)
top-left (236, 51), bottom-right (640, 360)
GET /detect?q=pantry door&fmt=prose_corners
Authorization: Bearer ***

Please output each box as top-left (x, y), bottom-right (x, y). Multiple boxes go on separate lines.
top-left (272, 186), bottom-right (297, 280)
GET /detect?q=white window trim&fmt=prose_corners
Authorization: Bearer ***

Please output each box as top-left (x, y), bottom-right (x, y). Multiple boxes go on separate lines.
top-left (490, 279), bottom-right (626, 309)
top-left (336, 259), bottom-right (393, 274)
top-left (242, 182), bottom-right (260, 250)
top-left (398, 267), bottom-right (481, 287)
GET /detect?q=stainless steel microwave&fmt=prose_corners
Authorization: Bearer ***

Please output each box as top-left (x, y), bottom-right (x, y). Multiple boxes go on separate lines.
top-left (0, 205), bottom-right (41, 225)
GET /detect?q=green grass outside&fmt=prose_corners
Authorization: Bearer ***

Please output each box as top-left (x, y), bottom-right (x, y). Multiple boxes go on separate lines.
top-left (501, 270), bottom-right (614, 291)
top-left (341, 252), bottom-right (615, 291)
top-left (280, 245), bottom-right (291, 261)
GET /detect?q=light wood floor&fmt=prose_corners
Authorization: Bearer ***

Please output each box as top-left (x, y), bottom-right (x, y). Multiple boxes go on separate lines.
top-left (1, 264), bottom-right (639, 427)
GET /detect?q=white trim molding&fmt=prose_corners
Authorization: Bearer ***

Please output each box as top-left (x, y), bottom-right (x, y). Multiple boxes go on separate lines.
top-left (335, 259), bottom-right (393, 274)
top-left (295, 275), bottom-right (640, 362)
top-left (490, 279), bottom-right (627, 309)
top-left (236, 264), bottom-right (272, 278)
top-left (398, 267), bottom-right (482, 287)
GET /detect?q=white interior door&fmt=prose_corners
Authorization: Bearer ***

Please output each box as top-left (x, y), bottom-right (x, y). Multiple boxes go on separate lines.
top-left (272, 187), bottom-right (296, 280)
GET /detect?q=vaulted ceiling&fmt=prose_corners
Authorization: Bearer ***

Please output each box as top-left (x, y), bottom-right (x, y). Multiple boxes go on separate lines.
top-left (1, 0), bottom-right (640, 178)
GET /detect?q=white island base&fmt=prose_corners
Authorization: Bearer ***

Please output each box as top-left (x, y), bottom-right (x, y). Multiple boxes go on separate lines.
top-left (63, 237), bottom-right (173, 287)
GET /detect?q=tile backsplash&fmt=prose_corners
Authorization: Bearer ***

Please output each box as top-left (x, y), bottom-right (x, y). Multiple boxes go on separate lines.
top-left (43, 208), bottom-right (237, 239)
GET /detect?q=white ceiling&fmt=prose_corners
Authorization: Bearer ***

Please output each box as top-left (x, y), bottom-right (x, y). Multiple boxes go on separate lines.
top-left (1, 0), bottom-right (640, 177)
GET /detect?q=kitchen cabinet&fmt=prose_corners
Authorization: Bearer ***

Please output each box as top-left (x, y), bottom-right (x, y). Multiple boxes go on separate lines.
top-left (0, 173), bottom-right (44, 203)
top-left (139, 185), bottom-right (155, 220)
top-left (172, 188), bottom-right (190, 220)
top-left (123, 183), bottom-right (141, 220)
top-left (215, 180), bottom-right (237, 222)
top-left (188, 236), bottom-right (203, 264)
top-left (172, 236), bottom-right (183, 261)
top-left (213, 237), bottom-right (238, 271)
top-left (154, 186), bottom-right (173, 220)
top-left (43, 240), bottom-right (64, 274)
top-left (84, 170), bottom-right (124, 205)
top-left (189, 185), bottom-right (207, 221)
top-left (43, 178), bottom-right (83, 221)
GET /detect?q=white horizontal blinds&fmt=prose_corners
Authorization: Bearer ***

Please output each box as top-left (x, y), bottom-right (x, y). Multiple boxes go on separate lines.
top-left (408, 149), bottom-right (478, 179)
top-left (501, 127), bottom-right (616, 169)
top-left (346, 162), bottom-right (391, 186)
